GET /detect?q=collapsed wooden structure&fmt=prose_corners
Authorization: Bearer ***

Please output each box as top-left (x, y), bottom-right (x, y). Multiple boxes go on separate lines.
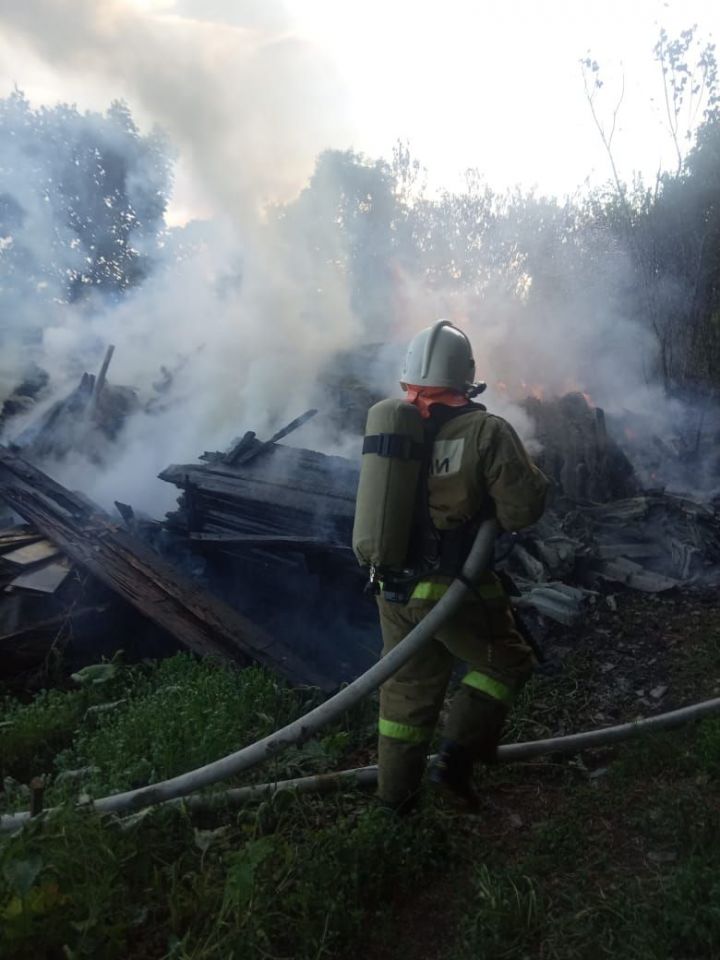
top-left (161, 422), bottom-right (358, 549)
top-left (0, 447), bottom-right (333, 690)
top-left (157, 415), bottom-right (374, 684)
top-left (2, 385), bottom-right (720, 690)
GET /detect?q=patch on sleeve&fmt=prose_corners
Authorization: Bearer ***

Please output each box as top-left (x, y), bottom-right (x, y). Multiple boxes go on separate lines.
top-left (429, 438), bottom-right (465, 477)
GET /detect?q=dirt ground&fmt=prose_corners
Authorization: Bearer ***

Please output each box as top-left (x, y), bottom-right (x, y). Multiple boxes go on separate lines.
top-left (362, 585), bottom-right (720, 960)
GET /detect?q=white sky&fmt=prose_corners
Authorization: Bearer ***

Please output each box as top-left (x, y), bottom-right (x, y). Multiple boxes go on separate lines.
top-left (1, 0), bottom-right (719, 219)
top-left (291, 0), bottom-right (720, 195)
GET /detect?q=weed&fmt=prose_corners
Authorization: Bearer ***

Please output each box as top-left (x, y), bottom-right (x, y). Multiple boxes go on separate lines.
top-left (1, 688), bottom-right (89, 785)
top-left (695, 716), bottom-right (720, 776)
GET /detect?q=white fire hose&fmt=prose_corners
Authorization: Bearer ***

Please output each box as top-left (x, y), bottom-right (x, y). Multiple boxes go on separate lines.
top-left (178, 695), bottom-right (720, 813)
top-left (0, 520), bottom-right (498, 833)
top-left (2, 516), bottom-right (719, 834)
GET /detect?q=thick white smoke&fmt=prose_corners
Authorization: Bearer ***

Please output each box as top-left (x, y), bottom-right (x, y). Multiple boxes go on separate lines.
top-left (0, 0), bottom-right (348, 217)
top-left (0, 1), bottom-right (713, 514)
top-left (0, 0), bottom-right (367, 512)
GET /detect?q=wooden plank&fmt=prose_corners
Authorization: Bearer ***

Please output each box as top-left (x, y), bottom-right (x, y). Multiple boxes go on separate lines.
top-left (161, 440), bottom-right (360, 501)
top-left (93, 344), bottom-right (115, 400)
top-left (189, 532), bottom-right (352, 552)
top-left (8, 557), bottom-right (73, 594)
top-left (0, 446), bottom-right (334, 690)
top-left (160, 465), bottom-right (356, 513)
top-left (0, 529), bottom-right (43, 553)
top-left (2, 539), bottom-right (61, 567)
top-left (229, 409), bottom-right (318, 466)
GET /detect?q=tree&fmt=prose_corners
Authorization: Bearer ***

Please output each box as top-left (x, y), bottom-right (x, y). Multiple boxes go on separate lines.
top-left (0, 91), bottom-right (172, 344)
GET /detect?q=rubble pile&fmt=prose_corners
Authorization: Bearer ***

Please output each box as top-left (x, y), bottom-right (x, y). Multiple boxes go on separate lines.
top-left (158, 411), bottom-right (371, 683)
top-left (1, 385), bottom-right (719, 690)
top-left (526, 392), bottom-right (638, 502)
top-left (499, 493), bottom-right (720, 627)
top-left (0, 447), bottom-right (331, 689)
top-left (5, 346), bottom-right (139, 465)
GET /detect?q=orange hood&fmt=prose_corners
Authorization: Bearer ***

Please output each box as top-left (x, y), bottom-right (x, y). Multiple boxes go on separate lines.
top-left (404, 385), bottom-right (470, 419)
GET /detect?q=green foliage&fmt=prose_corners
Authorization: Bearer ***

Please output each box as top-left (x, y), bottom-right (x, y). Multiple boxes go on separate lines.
top-left (0, 796), bottom-right (447, 960)
top-left (453, 719), bottom-right (720, 960)
top-left (695, 716), bottom-right (720, 776)
top-left (0, 90), bottom-right (172, 319)
top-left (54, 656), bottom-right (306, 796)
top-left (2, 655), bottom-right (719, 959)
top-left (0, 688), bottom-right (88, 784)
top-left (608, 729), bottom-right (697, 782)
top-left (0, 654), bottom-right (447, 960)
top-left (0, 805), bottom-right (196, 960)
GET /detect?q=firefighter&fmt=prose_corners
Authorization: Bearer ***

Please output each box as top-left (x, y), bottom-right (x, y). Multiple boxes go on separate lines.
top-left (373, 320), bottom-right (549, 810)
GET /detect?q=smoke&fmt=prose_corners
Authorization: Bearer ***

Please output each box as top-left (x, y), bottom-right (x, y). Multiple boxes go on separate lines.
top-left (0, 1), bottom-right (366, 511)
top-left (0, 2), bottom-right (716, 516)
top-left (0, 0), bottom-right (348, 218)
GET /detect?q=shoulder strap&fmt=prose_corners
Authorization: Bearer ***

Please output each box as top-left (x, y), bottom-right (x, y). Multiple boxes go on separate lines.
top-left (361, 434), bottom-right (425, 460)
top-left (409, 401), bottom-right (488, 575)
top-left (425, 400), bottom-right (485, 433)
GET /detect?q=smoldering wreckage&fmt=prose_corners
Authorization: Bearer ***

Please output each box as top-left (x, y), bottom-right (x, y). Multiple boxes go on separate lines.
top-left (1, 344), bottom-right (720, 702)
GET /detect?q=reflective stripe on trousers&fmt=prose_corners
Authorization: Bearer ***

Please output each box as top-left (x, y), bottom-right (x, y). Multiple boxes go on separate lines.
top-left (461, 671), bottom-right (513, 703)
top-left (378, 717), bottom-right (434, 743)
top-left (379, 671), bottom-right (512, 743)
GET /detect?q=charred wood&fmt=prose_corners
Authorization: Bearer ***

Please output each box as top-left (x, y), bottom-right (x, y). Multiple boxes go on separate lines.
top-left (0, 446), bottom-right (333, 690)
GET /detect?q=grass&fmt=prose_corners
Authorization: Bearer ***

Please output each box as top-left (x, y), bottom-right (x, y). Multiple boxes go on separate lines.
top-left (449, 721), bottom-right (720, 960)
top-left (0, 653), bottom-right (445, 960)
top-left (0, 795), bottom-right (449, 960)
top-left (1, 603), bottom-right (720, 960)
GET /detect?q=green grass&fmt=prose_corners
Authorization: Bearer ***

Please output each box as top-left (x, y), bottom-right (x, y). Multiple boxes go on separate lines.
top-left (0, 653), bottom-right (442, 960)
top-left (0, 794), bottom-right (449, 960)
top-left (450, 720), bottom-right (720, 960)
top-left (2, 648), bottom-right (720, 960)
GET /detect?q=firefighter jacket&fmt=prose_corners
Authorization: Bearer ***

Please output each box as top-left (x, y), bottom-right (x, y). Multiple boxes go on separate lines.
top-left (426, 407), bottom-right (549, 534)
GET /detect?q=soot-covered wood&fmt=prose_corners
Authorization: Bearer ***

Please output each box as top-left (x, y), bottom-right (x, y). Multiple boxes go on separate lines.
top-left (0, 446), bottom-right (333, 690)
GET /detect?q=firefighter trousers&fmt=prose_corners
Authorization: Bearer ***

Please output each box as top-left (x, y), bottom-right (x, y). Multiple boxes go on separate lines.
top-left (376, 572), bottom-right (534, 806)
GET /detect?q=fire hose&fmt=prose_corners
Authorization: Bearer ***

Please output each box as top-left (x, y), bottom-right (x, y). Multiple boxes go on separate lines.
top-left (2, 516), bottom-right (720, 833)
top-left (179, 695), bottom-right (720, 812)
top-left (0, 518), bottom-right (498, 833)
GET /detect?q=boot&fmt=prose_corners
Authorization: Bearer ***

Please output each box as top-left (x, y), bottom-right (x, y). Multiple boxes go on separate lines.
top-left (428, 740), bottom-right (480, 809)
top-left (376, 789), bottom-right (421, 817)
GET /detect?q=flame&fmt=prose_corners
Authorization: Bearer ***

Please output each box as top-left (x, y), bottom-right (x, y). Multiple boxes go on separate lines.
top-left (494, 378), bottom-right (593, 406)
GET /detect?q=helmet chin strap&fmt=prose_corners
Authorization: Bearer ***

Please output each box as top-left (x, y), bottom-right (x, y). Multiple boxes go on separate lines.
top-left (466, 381), bottom-right (487, 399)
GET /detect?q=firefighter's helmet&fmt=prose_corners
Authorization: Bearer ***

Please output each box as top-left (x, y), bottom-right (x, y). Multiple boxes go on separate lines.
top-left (400, 320), bottom-right (476, 393)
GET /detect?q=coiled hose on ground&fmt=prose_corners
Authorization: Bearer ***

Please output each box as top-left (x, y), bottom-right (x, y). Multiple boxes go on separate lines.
top-left (2, 517), bottom-right (719, 833)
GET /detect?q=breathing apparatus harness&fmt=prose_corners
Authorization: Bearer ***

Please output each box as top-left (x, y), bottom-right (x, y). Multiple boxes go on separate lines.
top-left (365, 395), bottom-right (492, 603)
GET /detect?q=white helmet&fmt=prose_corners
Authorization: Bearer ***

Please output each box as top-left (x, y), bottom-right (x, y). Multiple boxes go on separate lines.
top-left (400, 320), bottom-right (476, 392)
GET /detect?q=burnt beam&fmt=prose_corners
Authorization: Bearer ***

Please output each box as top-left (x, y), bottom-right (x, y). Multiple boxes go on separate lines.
top-left (0, 446), bottom-right (333, 691)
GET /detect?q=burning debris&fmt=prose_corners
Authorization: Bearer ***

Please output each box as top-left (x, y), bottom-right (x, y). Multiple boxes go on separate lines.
top-left (525, 392), bottom-right (638, 503)
top-left (155, 393), bottom-right (720, 669)
top-left (1, 385), bottom-right (719, 691)
top-left (6, 346), bottom-right (140, 465)
top-left (0, 364), bottom-right (50, 429)
top-left (158, 410), bottom-right (373, 683)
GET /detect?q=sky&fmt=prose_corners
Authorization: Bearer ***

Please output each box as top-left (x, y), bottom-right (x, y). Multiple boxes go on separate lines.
top-left (0, 0), bottom-right (718, 223)
top-left (1, 0), bottom-right (717, 509)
